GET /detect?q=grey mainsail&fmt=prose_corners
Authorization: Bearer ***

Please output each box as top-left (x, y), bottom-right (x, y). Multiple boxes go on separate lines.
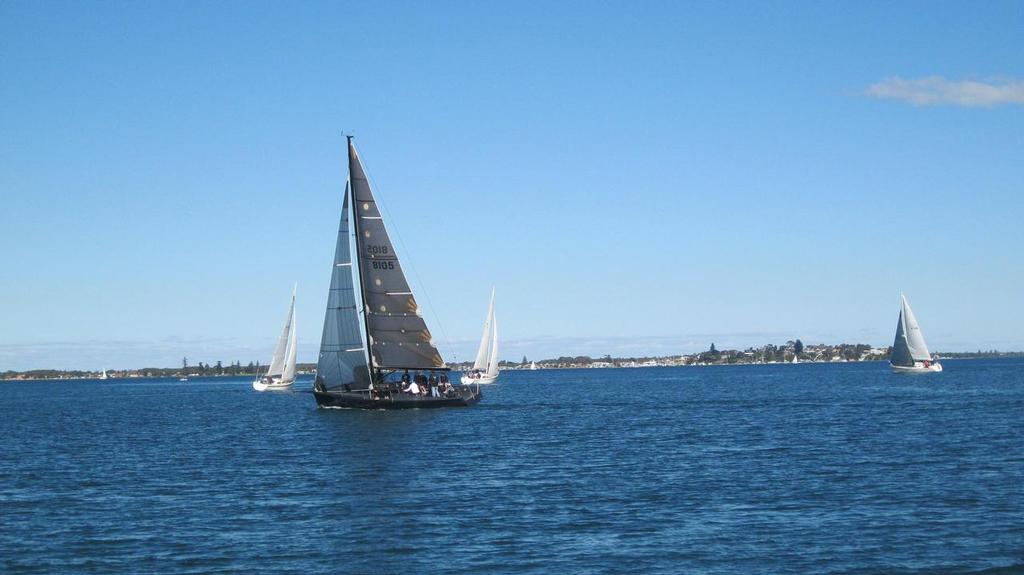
top-left (891, 308), bottom-right (914, 366)
top-left (348, 139), bottom-right (445, 370)
top-left (316, 185), bottom-right (371, 390)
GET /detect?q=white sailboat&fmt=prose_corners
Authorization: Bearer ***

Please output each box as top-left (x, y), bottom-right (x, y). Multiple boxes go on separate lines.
top-left (253, 286), bottom-right (298, 390)
top-left (462, 288), bottom-right (499, 384)
top-left (530, 361), bottom-right (539, 371)
top-left (890, 294), bottom-right (942, 373)
top-left (98, 369), bottom-right (109, 380)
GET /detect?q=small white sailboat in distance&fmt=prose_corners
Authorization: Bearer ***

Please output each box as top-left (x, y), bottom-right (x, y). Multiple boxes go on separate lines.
top-left (530, 361), bottom-right (539, 370)
top-left (254, 286), bottom-right (298, 391)
top-left (462, 288), bottom-right (499, 385)
top-left (890, 293), bottom-right (942, 373)
top-left (98, 369), bottom-right (109, 380)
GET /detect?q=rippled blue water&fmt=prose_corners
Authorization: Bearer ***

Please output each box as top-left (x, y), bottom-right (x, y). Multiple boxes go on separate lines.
top-left (2, 359), bottom-right (1023, 574)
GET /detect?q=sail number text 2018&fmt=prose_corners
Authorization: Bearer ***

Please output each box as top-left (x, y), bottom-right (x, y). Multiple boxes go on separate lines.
top-left (367, 245), bottom-right (394, 268)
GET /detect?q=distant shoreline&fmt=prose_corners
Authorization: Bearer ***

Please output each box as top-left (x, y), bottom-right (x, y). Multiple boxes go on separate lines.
top-left (3, 350), bottom-right (1020, 381)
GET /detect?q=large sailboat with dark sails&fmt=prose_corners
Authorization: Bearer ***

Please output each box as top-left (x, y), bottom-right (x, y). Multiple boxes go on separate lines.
top-left (312, 137), bottom-right (482, 409)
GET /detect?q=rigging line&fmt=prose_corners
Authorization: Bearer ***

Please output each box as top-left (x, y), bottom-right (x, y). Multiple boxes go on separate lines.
top-left (357, 146), bottom-right (459, 365)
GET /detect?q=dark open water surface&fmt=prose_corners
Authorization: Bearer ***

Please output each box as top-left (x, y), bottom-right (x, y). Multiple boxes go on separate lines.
top-left (2, 359), bottom-right (1023, 574)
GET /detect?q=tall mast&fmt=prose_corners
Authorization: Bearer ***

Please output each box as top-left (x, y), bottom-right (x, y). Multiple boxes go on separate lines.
top-left (348, 136), bottom-right (376, 376)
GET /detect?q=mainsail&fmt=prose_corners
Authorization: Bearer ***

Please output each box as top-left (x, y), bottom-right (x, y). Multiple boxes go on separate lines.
top-left (282, 312), bottom-right (297, 383)
top-left (891, 294), bottom-right (932, 366)
top-left (316, 185), bottom-right (372, 390)
top-left (472, 289), bottom-right (496, 371)
top-left (348, 139), bottom-right (445, 370)
top-left (267, 287), bottom-right (296, 377)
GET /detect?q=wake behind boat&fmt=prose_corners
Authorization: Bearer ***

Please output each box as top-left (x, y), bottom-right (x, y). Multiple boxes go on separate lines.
top-left (312, 137), bottom-right (481, 409)
top-left (253, 286), bottom-right (298, 391)
top-left (462, 288), bottom-right (499, 385)
top-left (890, 294), bottom-right (942, 373)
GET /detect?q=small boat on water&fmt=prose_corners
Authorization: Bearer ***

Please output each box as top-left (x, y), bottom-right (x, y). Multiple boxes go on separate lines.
top-left (890, 293), bottom-right (942, 373)
top-left (462, 288), bottom-right (499, 385)
top-left (312, 137), bottom-right (481, 409)
top-left (253, 286), bottom-right (298, 391)
top-left (98, 369), bottom-right (109, 380)
top-left (530, 361), bottom-right (539, 371)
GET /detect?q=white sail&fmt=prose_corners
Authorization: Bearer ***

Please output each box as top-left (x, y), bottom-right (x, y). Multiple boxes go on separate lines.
top-left (486, 316), bottom-right (499, 377)
top-left (316, 185), bottom-right (371, 391)
top-left (901, 295), bottom-right (932, 361)
top-left (281, 308), bottom-right (297, 383)
top-left (472, 288), bottom-right (496, 371)
top-left (461, 289), bottom-right (499, 385)
top-left (267, 286), bottom-right (296, 377)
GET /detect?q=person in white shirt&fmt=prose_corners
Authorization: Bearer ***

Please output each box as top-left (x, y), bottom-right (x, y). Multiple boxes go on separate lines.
top-left (406, 381), bottom-right (420, 395)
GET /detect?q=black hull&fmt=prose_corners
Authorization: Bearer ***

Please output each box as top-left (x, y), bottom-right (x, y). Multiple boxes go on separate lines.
top-left (314, 386), bottom-right (481, 410)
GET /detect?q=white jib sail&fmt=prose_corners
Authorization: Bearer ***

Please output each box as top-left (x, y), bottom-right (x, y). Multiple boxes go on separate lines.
top-left (901, 295), bottom-right (932, 361)
top-left (472, 288), bottom-right (496, 371)
top-left (486, 315), bottom-right (499, 377)
top-left (267, 286), bottom-right (296, 377)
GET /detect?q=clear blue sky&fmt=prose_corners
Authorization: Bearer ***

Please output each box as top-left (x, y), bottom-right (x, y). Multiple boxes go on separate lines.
top-left (2, 1), bottom-right (1022, 370)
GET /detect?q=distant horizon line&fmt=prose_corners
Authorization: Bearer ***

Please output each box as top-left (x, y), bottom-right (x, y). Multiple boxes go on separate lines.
top-left (4, 346), bottom-right (1021, 375)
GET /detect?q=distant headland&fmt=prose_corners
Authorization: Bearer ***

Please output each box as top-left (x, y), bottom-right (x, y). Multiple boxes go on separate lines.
top-left (3, 342), bottom-right (1021, 381)
top-left (474, 343), bottom-right (1023, 370)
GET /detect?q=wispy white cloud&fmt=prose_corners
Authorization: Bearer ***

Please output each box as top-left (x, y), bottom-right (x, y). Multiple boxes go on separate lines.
top-left (865, 76), bottom-right (1024, 107)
